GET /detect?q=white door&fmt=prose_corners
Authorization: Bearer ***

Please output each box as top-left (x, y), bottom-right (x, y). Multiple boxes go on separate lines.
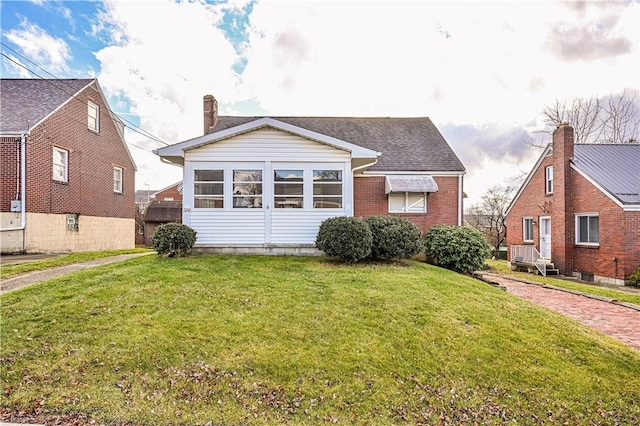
top-left (539, 216), bottom-right (551, 259)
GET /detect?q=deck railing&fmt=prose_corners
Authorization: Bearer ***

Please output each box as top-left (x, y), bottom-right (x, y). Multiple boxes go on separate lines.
top-left (510, 245), bottom-right (547, 276)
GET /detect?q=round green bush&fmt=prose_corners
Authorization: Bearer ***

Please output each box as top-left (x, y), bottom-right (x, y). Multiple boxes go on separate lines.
top-left (365, 215), bottom-right (422, 260)
top-left (423, 225), bottom-right (490, 273)
top-left (152, 223), bottom-right (197, 257)
top-left (315, 216), bottom-right (372, 263)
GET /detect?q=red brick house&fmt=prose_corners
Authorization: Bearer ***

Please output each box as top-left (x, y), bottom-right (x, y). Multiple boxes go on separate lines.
top-left (1, 78), bottom-right (136, 253)
top-left (506, 124), bottom-right (640, 285)
top-left (154, 95), bottom-right (465, 253)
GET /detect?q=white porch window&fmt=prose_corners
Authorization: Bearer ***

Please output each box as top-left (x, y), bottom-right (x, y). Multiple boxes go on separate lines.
top-left (53, 147), bottom-right (68, 182)
top-left (313, 170), bottom-right (343, 209)
top-left (576, 214), bottom-right (599, 245)
top-left (523, 217), bottom-right (534, 242)
top-left (88, 101), bottom-right (99, 132)
top-left (389, 192), bottom-right (426, 213)
top-left (274, 170), bottom-right (303, 208)
top-left (233, 170), bottom-right (263, 208)
top-left (113, 167), bottom-right (123, 193)
top-left (194, 170), bottom-right (224, 208)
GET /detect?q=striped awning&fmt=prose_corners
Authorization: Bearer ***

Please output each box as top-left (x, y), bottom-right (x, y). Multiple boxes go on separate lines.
top-left (385, 175), bottom-right (439, 194)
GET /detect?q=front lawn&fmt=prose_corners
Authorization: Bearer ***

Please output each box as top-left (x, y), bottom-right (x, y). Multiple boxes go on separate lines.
top-left (1, 255), bottom-right (639, 425)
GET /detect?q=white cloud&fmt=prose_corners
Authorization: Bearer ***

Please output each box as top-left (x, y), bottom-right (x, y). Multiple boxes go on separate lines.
top-left (92, 0), bottom-right (244, 188)
top-left (76, 0), bottom-right (638, 196)
top-left (4, 18), bottom-right (72, 74)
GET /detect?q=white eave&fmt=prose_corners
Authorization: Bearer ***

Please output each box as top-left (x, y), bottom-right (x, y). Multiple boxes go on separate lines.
top-left (154, 117), bottom-right (381, 166)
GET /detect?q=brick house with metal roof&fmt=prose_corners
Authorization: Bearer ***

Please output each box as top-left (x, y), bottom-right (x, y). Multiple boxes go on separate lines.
top-left (506, 124), bottom-right (640, 285)
top-left (1, 78), bottom-right (136, 253)
top-left (154, 95), bottom-right (466, 253)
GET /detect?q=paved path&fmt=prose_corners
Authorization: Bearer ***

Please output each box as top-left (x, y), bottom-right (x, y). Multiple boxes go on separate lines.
top-left (0, 252), bottom-right (153, 294)
top-left (475, 271), bottom-right (640, 352)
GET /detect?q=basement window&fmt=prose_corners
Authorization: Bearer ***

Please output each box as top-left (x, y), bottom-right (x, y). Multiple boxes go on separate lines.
top-left (66, 213), bottom-right (79, 231)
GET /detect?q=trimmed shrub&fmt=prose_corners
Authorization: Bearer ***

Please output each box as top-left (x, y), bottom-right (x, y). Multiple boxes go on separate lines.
top-left (315, 216), bottom-right (372, 263)
top-left (629, 267), bottom-right (640, 287)
top-left (152, 223), bottom-right (197, 257)
top-left (365, 215), bottom-right (422, 260)
top-left (423, 225), bottom-right (490, 273)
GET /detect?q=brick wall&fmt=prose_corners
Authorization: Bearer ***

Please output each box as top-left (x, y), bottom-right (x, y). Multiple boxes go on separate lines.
top-left (572, 172), bottom-right (640, 281)
top-left (0, 137), bottom-right (21, 211)
top-left (1, 85), bottom-right (135, 219)
top-left (154, 183), bottom-right (183, 201)
top-left (353, 175), bottom-right (460, 233)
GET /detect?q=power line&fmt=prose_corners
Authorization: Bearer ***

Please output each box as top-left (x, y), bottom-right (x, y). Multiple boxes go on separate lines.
top-left (0, 45), bottom-right (170, 146)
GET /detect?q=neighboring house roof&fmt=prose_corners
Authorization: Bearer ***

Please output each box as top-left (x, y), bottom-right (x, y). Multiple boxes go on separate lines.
top-left (156, 116), bottom-right (465, 173)
top-left (212, 116), bottom-right (465, 172)
top-left (0, 78), bottom-right (94, 133)
top-left (0, 78), bottom-right (137, 170)
top-left (573, 144), bottom-right (640, 205)
top-left (144, 201), bottom-right (182, 222)
top-left (135, 189), bottom-right (159, 204)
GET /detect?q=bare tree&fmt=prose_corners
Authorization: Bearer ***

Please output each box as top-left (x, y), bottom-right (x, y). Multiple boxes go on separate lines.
top-left (466, 186), bottom-right (514, 258)
top-left (538, 90), bottom-right (640, 145)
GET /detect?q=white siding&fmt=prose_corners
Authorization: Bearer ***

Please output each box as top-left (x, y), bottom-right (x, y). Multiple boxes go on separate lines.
top-left (191, 211), bottom-right (265, 245)
top-left (270, 211), bottom-right (343, 244)
top-left (183, 128), bottom-right (352, 246)
top-left (185, 129), bottom-right (350, 163)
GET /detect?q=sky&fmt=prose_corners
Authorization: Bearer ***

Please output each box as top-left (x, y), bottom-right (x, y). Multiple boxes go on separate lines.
top-left (1, 0), bottom-right (639, 206)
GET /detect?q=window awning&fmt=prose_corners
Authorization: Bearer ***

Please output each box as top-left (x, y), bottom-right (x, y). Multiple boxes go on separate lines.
top-left (385, 175), bottom-right (439, 194)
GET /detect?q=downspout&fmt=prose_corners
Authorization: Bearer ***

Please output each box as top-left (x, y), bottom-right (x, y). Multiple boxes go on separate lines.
top-left (1, 133), bottom-right (27, 233)
top-left (458, 173), bottom-right (464, 226)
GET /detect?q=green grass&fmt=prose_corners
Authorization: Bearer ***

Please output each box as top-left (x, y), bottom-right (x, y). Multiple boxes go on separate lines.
top-left (0, 248), bottom-right (152, 280)
top-left (485, 259), bottom-right (640, 306)
top-left (1, 255), bottom-right (639, 425)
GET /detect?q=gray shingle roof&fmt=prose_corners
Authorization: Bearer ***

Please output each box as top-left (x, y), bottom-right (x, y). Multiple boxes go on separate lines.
top-left (213, 116), bottom-right (465, 172)
top-left (1, 78), bottom-right (94, 133)
top-left (574, 144), bottom-right (640, 204)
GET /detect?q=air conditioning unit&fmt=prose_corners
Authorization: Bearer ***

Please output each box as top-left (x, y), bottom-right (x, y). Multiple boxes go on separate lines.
top-left (10, 200), bottom-right (21, 212)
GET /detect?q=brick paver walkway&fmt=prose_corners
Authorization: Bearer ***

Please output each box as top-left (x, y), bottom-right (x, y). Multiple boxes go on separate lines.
top-left (476, 272), bottom-right (640, 351)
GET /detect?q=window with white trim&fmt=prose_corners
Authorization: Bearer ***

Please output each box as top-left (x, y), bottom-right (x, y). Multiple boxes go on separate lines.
top-left (88, 101), bottom-right (99, 132)
top-left (313, 170), bottom-right (343, 208)
top-left (233, 170), bottom-right (262, 208)
top-left (113, 167), bottom-right (123, 193)
top-left (274, 170), bottom-right (303, 208)
top-left (194, 170), bottom-right (224, 208)
top-left (545, 166), bottom-right (553, 194)
top-left (53, 147), bottom-right (68, 182)
top-left (576, 214), bottom-right (599, 245)
top-left (389, 192), bottom-right (426, 213)
top-left (523, 217), bottom-right (534, 242)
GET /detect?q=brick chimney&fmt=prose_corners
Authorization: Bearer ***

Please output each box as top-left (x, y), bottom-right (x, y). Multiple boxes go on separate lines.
top-left (203, 95), bottom-right (218, 135)
top-left (551, 123), bottom-right (575, 275)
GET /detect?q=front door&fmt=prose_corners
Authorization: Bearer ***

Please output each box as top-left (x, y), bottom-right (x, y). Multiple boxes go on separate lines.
top-left (539, 216), bottom-right (551, 259)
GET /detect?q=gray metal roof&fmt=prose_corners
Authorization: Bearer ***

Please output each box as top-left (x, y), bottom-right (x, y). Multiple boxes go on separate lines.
top-left (213, 116), bottom-right (465, 172)
top-left (1, 78), bottom-right (94, 133)
top-left (574, 144), bottom-right (640, 204)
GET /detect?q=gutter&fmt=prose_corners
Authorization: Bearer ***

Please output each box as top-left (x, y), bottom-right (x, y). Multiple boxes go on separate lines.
top-left (1, 133), bottom-right (27, 233)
